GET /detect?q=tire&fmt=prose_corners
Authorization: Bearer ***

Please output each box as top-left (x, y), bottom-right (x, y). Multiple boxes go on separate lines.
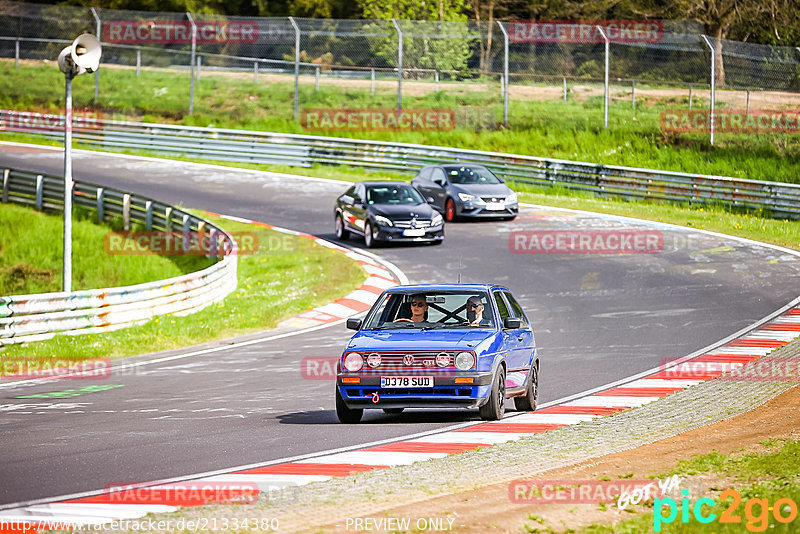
top-left (445, 198), bottom-right (457, 222)
top-left (479, 365), bottom-right (506, 421)
top-left (334, 214), bottom-right (349, 240)
top-left (382, 408), bottom-right (404, 415)
top-left (336, 388), bottom-right (363, 423)
top-left (514, 363), bottom-right (538, 412)
top-left (364, 221), bottom-right (376, 248)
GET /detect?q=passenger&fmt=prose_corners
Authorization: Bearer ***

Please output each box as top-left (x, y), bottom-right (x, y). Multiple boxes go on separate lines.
top-left (466, 296), bottom-right (489, 326)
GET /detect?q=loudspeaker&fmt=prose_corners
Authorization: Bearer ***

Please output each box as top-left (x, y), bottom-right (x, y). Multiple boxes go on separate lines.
top-left (58, 33), bottom-right (102, 76)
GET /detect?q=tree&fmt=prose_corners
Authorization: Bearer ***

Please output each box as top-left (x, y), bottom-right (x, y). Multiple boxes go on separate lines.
top-left (357, 0), bottom-right (473, 76)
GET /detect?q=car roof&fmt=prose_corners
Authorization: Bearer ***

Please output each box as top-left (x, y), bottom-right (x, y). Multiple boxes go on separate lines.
top-left (357, 181), bottom-right (415, 187)
top-left (385, 283), bottom-right (508, 293)
top-left (424, 164), bottom-right (490, 170)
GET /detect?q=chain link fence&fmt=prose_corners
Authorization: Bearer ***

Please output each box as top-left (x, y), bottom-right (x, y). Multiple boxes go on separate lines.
top-left (2, 0), bottom-right (800, 143)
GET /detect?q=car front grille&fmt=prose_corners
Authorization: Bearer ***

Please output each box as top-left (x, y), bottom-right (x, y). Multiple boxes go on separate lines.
top-left (364, 351), bottom-right (457, 370)
top-left (481, 197), bottom-right (505, 203)
top-left (393, 219), bottom-right (432, 229)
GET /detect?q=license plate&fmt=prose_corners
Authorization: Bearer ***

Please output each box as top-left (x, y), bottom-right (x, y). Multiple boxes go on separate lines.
top-left (485, 202), bottom-right (505, 211)
top-left (403, 228), bottom-right (426, 237)
top-left (381, 376), bottom-right (433, 388)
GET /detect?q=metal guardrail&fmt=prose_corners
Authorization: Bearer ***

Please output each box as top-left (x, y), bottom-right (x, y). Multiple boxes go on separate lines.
top-left (2, 109), bottom-right (800, 218)
top-left (0, 166), bottom-right (238, 345)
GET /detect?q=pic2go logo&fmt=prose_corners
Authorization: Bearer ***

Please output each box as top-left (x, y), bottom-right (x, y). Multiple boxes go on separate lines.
top-left (655, 489), bottom-right (798, 532)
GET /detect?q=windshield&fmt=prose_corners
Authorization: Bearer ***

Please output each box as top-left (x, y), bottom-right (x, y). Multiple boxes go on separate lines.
top-left (444, 166), bottom-right (502, 185)
top-left (363, 291), bottom-right (495, 330)
top-left (366, 185), bottom-right (425, 205)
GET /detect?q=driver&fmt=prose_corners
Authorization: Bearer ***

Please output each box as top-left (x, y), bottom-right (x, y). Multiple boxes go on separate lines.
top-left (408, 294), bottom-right (428, 322)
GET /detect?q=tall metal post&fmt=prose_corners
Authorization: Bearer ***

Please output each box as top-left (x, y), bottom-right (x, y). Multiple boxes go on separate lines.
top-left (392, 19), bottom-right (403, 113)
top-left (63, 72), bottom-right (74, 293)
top-left (91, 7), bottom-right (101, 102)
top-left (701, 35), bottom-right (715, 145)
top-left (596, 25), bottom-right (609, 129)
top-left (497, 21), bottom-right (509, 127)
top-left (187, 12), bottom-right (197, 114)
top-left (136, 48), bottom-right (141, 76)
top-left (289, 16), bottom-right (300, 120)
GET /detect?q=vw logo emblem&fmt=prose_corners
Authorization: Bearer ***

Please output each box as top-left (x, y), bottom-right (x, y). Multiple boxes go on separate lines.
top-left (403, 354), bottom-right (415, 366)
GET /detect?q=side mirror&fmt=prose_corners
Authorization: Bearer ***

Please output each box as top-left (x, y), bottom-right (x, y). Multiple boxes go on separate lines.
top-left (346, 318), bottom-right (362, 331)
top-left (353, 199), bottom-right (364, 207)
top-left (427, 196), bottom-right (435, 204)
top-left (434, 179), bottom-right (446, 187)
top-left (504, 317), bottom-right (521, 329)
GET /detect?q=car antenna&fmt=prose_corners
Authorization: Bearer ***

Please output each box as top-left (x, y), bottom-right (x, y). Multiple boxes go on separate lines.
top-left (457, 256), bottom-right (462, 284)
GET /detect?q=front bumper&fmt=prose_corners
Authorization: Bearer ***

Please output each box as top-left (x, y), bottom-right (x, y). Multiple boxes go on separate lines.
top-left (457, 202), bottom-right (518, 219)
top-left (372, 224), bottom-right (444, 243)
top-left (337, 371), bottom-right (494, 409)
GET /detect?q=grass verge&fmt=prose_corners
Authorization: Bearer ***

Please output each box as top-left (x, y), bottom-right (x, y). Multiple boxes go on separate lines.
top-left (581, 439), bottom-right (800, 533)
top-left (0, 211), bottom-right (366, 362)
top-left (0, 203), bottom-right (213, 295)
top-left (2, 60), bottom-right (800, 183)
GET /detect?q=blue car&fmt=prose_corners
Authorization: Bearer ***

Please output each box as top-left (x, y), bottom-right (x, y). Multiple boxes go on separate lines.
top-left (335, 284), bottom-right (538, 423)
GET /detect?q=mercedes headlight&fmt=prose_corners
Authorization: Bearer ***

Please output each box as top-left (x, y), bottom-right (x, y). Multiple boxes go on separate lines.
top-left (455, 351), bottom-right (476, 370)
top-left (457, 193), bottom-right (475, 202)
top-left (373, 215), bottom-right (393, 227)
top-left (344, 353), bottom-right (364, 372)
top-left (431, 213), bottom-right (443, 226)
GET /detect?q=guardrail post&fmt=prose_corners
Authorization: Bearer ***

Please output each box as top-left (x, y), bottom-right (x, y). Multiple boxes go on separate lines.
top-left (497, 21), bottom-right (509, 127)
top-left (122, 193), bottom-right (130, 231)
top-left (145, 200), bottom-right (153, 230)
top-left (136, 48), bottom-right (141, 76)
top-left (392, 19), bottom-right (403, 113)
top-left (701, 35), bottom-right (715, 145)
top-left (96, 187), bottom-right (104, 222)
top-left (596, 25), bottom-right (609, 129)
top-left (288, 16), bottom-right (300, 121)
top-left (35, 174), bottom-right (43, 211)
top-left (2, 169), bottom-right (8, 203)
top-left (164, 206), bottom-right (173, 231)
top-left (91, 7), bottom-right (101, 103)
top-left (186, 12), bottom-right (197, 115)
top-left (253, 61), bottom-right (258, 85)
top-left (182, 214), bottom-right (191, 252)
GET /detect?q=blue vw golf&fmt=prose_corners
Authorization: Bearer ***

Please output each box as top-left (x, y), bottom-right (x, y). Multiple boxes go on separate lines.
top-left (335, 284), bottom-right (538, 423)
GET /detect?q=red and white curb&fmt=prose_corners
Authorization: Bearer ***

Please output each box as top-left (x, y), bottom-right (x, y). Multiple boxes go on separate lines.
top-left (2, 302), bottom-right (798, 532)
top-left (207, 212), bottom-right (403, 328)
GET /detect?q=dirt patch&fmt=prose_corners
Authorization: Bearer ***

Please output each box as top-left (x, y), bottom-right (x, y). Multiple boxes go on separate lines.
top-left (315, 384), bottom-right (800, 533)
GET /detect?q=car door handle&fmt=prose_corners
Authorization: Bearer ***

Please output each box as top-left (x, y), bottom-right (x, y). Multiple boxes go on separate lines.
top-left (517, 336), bottom-right (524, 341)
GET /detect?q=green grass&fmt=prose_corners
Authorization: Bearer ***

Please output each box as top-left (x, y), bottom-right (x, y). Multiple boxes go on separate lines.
top-left (0, 211), bottom-right (366, 362)
top-left (3, 59), bottom-right (800, 183)
top-left (0, 203), bottom-right (212, 295)
top-left (581, 440), bottom-right (800, 533)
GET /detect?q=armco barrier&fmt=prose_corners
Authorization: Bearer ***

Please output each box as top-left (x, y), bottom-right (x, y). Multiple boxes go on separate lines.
top-left (2, 109), bottom-right (799, 218)
top-left (0, 167), bottom-right (237, 346)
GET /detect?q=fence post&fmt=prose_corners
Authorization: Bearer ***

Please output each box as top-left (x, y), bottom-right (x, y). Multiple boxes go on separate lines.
top-left (701, 35), bottom-right (715, 145)
top-left (2, 169), bottom-right (8, 203)
top-left (435, 69), bottom-right (439, 92)
top-left (186, 12), bottom-right (197, 115)
top-left (253, 61), bottom-right (258, 85)
top-left (689, 84), bottom-right (693, 109)
top-left (91, 7), bottom-right (101, 103)
top-left (392, 19), bottom-right (403, 114)
top-left (197, 55), bottom-right (202, 81)
top-left (136, 47), bottom-right (141, 76)
top-left (289, 16), bottom-right (300, 120)
top-left (15, 38), bottom-right (19, 67)
top-left (563, 76), bottom-right (567, 103)
top-left (497, 21), bottom-right (509, 127)
top-left (371, 68), bottom-right (375, 96)
top-left (596, 25), bottom-right (609, 129)
top-left (96, 187), bottom-right (104, 222)
top-left (315, 66), bottom-right (320, 91)
top-left (746, 88), bottom-right (750, 116)
top-left (632, 80), bottom-right (635, 110)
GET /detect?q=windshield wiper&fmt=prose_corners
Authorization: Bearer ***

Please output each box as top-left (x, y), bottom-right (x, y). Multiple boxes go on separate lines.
top-left (374, 323), bottom-right (419, 330)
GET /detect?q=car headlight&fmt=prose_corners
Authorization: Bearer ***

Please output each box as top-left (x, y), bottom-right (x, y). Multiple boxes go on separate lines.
top-left (344, 352), bottom-right (364, 372)
top-left (455, 351), bottom-right (476, 370)
top-left (506, 192), bottom-right (518, 204)
top-left (373, 215), bottom-right (393, 227)
top-left (457, 193), bottom-right (475, 202)
top-left (431, 213), bottom-right (443, 226)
